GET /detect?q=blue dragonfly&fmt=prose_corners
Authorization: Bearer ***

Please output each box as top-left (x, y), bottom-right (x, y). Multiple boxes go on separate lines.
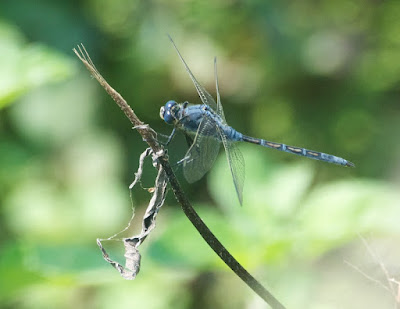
top-left (160, 37), bottom-right (354, 205)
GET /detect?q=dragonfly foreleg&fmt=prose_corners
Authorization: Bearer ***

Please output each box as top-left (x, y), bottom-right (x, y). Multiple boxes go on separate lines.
top-left (165, 127), bottom-right (177, 146)
top-left (157, 128), bottom-right (177, 146)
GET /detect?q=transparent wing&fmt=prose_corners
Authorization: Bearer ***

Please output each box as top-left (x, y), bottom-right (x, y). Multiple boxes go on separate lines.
top-left (214, 57), bottom-right (226, 122)
top-left (220, 132), bottom-right (245, 205)
top-left (169, 36), bottom-right (235, 190)
top-left (214, 58), bottom-right (244, 204)
top-left (168, 35), bottom-right (218, 112)
top-left (183, 116), bottom-right (221, 183)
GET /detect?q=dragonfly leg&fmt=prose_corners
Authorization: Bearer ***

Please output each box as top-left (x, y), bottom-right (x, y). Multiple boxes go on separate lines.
top-left (156, 132), bottom-right (170, 139)
top-left (176, 136), bottom-right (200, 166)
top-left (165, 127), bottom-right (177, 145)
top-left (176, 154), bottom-right (195, 166)
top-left (176, 155), bottom-right (189, 166)
top-left (157, 128), bottom-right (177, 146)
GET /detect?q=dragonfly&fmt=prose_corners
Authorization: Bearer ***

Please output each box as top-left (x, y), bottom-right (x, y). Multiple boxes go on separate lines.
top-left (160, 36), bottom-right (354, 205)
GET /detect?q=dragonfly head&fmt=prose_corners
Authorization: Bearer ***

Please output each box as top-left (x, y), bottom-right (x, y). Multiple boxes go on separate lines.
top-left (160, 100), bottom-right (178, 125)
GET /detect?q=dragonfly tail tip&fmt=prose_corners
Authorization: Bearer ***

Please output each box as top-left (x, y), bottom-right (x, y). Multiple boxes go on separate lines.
top-left (345, 161), bottom-right (355, 168)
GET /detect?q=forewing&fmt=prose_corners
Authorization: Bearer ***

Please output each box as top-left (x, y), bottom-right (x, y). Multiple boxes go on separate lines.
top-left (168, 35), bottom-right (218, 111)
top-left (214, 57), bottom-right (226, 122)
top-left (183, 117), bottom-right (221, 183)
top-left (220, 132), bottom-right (245, 205)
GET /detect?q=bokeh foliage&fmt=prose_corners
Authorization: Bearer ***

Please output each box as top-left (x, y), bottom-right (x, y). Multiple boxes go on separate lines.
top-left (1, 0), bottom-right (400, 308)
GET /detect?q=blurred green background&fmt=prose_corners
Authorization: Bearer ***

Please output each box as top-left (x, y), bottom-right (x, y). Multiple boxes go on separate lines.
top-left (1, 1), bottom-right (400, 308)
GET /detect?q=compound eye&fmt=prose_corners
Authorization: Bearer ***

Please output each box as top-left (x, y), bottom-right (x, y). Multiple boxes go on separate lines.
top-left (163, 110), bottom-right (174, 124)
top-left (161, 100), bottom-right (177, 124)
top-left (159, 106), bottom-right (165, 120)
top-left (166, 100), bottom-right (177, 109)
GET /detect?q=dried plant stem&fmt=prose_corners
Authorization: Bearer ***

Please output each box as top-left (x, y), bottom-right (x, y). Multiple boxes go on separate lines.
top-left (73, 44), bottom-right (286, 309)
